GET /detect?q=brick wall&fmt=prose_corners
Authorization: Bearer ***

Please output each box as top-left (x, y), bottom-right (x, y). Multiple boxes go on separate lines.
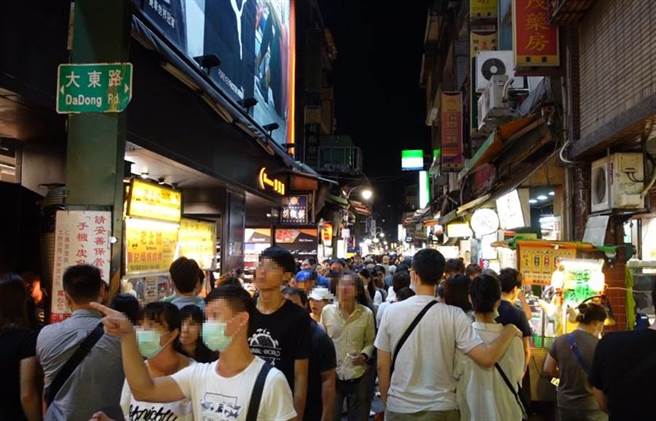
top-left (578, 0), bottom-right (656, 141)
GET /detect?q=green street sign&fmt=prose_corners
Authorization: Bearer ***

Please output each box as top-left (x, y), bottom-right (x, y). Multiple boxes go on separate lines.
top-left (57, 63), bottom-right (133, 113)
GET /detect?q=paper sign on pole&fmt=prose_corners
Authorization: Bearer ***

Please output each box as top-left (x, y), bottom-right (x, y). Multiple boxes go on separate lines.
top-left (52, 210), bottom-right (112, 322)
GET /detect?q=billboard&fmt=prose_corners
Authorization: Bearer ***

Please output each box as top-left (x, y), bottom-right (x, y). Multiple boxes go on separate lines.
top-left (513, 0), bottom-right (559, 68)
top-left (202, 0), bottom-right (294, 144)
top-left (137, 0), bottom-right (295, 145)
top-left (440, 92), bottom-right (464, 171)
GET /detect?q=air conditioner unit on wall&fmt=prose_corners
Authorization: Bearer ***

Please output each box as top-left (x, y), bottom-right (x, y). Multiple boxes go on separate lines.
top-left (590, 153), bottom-right (645, 213)
top-left (477, 75), bottom-right (511, 131)
top-left (475, 50), bottom-right (542, 94)
top-left (475, 50), bottom-right (514, 92)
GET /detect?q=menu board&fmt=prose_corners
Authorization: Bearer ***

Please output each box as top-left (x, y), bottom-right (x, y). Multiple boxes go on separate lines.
top-left (275, 227), bottom-right (318, 259)
top-left (52, 210), bottom-right (112, 322)
top-left (518, 241), bottom-right (577, 286)
top-left (244, 228), bottom-right (272, 271)
top-left (125, 218), bottom-right (179, 274)
top-left (178, 218), bottom-right (216, 269)
top-left (127, 179), bottom-right (182, 222)
top-left (123, 274), bottom-right (174, 306)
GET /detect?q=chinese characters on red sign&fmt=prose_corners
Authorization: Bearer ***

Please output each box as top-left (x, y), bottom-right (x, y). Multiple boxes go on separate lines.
top-left (440, 92), bottom-right (464, 171)
top-left (52, 210), bottom-right (112, 322)
top-left (513, 0), bottom-right (559, 67)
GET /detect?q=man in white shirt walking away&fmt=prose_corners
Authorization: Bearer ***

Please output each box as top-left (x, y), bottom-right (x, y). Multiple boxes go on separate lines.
top-left (321, 271), bottom-right (375, 421)
top-left (455, 274), bottom-right (526, 420)
top-left (91, 284), bottom-right (296, 421)
top-left (375, 249), bottom-right (522, 421)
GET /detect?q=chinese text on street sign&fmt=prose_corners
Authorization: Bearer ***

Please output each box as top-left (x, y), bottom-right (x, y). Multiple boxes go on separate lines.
top-left (57, 63), bottom-right (133, 113)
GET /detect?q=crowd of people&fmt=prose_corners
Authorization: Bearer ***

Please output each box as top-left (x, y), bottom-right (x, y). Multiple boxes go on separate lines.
top-left (1, 247), bottom-right (655, 421)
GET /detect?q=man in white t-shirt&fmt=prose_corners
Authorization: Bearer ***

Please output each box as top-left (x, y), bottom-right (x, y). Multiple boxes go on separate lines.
top-left (375, 249), bottom-right (522, 421)
top-left (91, 285), bottom-right (296, 421)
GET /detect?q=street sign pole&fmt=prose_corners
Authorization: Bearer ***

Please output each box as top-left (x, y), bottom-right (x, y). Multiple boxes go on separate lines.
top-left (65, 0), bottom-right (130, 296)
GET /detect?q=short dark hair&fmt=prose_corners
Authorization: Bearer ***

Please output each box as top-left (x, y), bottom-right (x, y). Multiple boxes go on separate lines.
top-left (465, 264), bottom-right (482, 278)
top-left (331, 258), bottom-right (346, 268)
top-left (260, 246), bottom-right (296, 274)
top-left (576, 302), bottom-right (607, 325)
top-left (283, 286), bottom-right (308, 306)
top-left (412, 249), bottom-right (446, 286)
top-left (470, 274), bottom-right (502, 314)
top-left (392, 270), bottom-right (411, 294)
top-left (111, 293), bottom-right (141, 324)
top-left (206, 284), bottom-right (255, 326)
top-left (308, 257), bottom-right (318, 266)
top-left (0, 273), bottom-right (29, 329)
top-left (444, 275), bottom-right (472, 313)
top-left (218, 276), bottom-right (242, 288)
top-left (499, 268), bottom-right (522, 293)
top-left (169, 257), bottom-right (201, 294)
top-left (63, 264), bottom-right (104, 303)
top-left (445, 258), bottom-right (465, 275)
top-left (396, 287), bottom-right (415, 301)
top-left (179, 304), bottom-right (205, 324)
top-left (143, 301), bottom-right (181, 332)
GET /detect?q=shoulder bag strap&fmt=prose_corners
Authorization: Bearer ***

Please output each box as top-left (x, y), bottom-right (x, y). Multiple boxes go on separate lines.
top-left (567, 332), bottom-right (591, 377)
top-left (391, 300), bottom-right (438, 374)
top-left (495, 363), bottom-right (527, 418)
top-left (245, 362), bottom-right (273, 421)
top-left (45, 322), bottom-right (104, 406)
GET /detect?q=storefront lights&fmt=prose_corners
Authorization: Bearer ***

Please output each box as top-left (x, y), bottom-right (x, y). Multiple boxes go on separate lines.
top-left (537, 195), bottom-right (549, 201)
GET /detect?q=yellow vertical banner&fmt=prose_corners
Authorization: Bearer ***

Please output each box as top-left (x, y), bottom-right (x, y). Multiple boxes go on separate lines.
top-left (178, 218), bottom-right (216, 269)
top-left (471, 0), bottom-right (497, 20)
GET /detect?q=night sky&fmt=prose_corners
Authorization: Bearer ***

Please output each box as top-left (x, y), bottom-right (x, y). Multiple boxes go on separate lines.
top-left (320, 0), bottom-right (430, 238)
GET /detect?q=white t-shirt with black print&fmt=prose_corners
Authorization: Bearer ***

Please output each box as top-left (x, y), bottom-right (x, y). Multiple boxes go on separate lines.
top-left (171, 357), bottom-right (296, 421)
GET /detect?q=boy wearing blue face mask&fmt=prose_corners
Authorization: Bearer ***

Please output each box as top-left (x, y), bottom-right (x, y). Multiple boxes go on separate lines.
top-left (121, 302), bottom-right (194, 420)
top-left (91, 285), bottom-right (296, 421)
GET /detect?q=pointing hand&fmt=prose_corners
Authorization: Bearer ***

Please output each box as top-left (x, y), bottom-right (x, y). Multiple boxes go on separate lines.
top-left (90, 302), bottom-right (135, 338)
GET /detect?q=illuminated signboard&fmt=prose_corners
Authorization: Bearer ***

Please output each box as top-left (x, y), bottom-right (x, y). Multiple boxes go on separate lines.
top-left (402, 150), bottom-right (424, 171)
top-left (258, 167), bottom-right (286, 195)
top-left (280, 195), bottom-right (309, 224)
top-left (178, 218), bottom-right (216, 269)
top-left (125, 217), bottom-right (179, 274)
top-left (127, 179), bottom-right (182, 222)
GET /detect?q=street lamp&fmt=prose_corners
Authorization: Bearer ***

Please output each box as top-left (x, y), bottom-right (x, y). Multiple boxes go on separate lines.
top-left (361, 188), bottom-right (373, 201)
top-left (379, 232), bottom-right (385, 238)
top-left (345, 185), bottom-right (374, 201)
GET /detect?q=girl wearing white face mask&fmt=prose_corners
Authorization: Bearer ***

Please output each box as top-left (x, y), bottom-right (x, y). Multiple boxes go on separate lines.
top-left (120, 302), bottom-right (195, 421)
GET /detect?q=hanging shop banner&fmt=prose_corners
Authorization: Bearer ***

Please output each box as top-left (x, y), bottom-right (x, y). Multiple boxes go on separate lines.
top-left (440, 92), bottom-right (464, 171)
top-left (517, 240), bottom-right (577, 286)
top-left (275, 227), bottom-right (319, 259)
top-left (470, 0), bottom-right (497, 20)
top-left (470, 30), bottom-right (498, 57)
top-left (513, 0), bottom-right (560, 68)
top-left (127, 179), bottom-right (182, 223)
top-left (178, 218), bottom-right (216, 269)
top-left (51, 210), bottom-right (112, 322)
top-left (125, 218), bottom-right (179, 274)
top-left (280, 195), bottom-right (309, 224)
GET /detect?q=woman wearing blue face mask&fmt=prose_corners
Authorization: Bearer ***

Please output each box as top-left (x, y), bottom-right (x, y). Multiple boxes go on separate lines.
top-left (120, 302), bottom-right (194, 421)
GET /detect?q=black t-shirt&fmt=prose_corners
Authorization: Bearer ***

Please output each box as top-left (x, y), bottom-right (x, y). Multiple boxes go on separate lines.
top-left (0, 327), bottom-right (37, 421)
top-left (589, 329), bottom-right (656, 421)
top-left (248, 299), bottom-right (311, 390)
top-left (496, 300), bottom-right (533, 337)
top-left (304, 321), bottom-right (337, 421)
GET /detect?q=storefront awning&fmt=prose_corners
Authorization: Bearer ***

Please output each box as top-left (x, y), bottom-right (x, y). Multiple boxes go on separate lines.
top-left (457, 115), bottom-right (540, 182)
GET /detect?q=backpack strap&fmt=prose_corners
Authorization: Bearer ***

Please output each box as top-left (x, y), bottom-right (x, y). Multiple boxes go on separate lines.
top-left (245, 362), bottom-right (273, 421)
top-left (391, 300), bottom-right (438, 374)
top-left (567, 332), bottom-right (591, 377)
top-left (44, 323), bottom-right (104, 406)
top-left (495, 363), bottom-right (528, 419)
